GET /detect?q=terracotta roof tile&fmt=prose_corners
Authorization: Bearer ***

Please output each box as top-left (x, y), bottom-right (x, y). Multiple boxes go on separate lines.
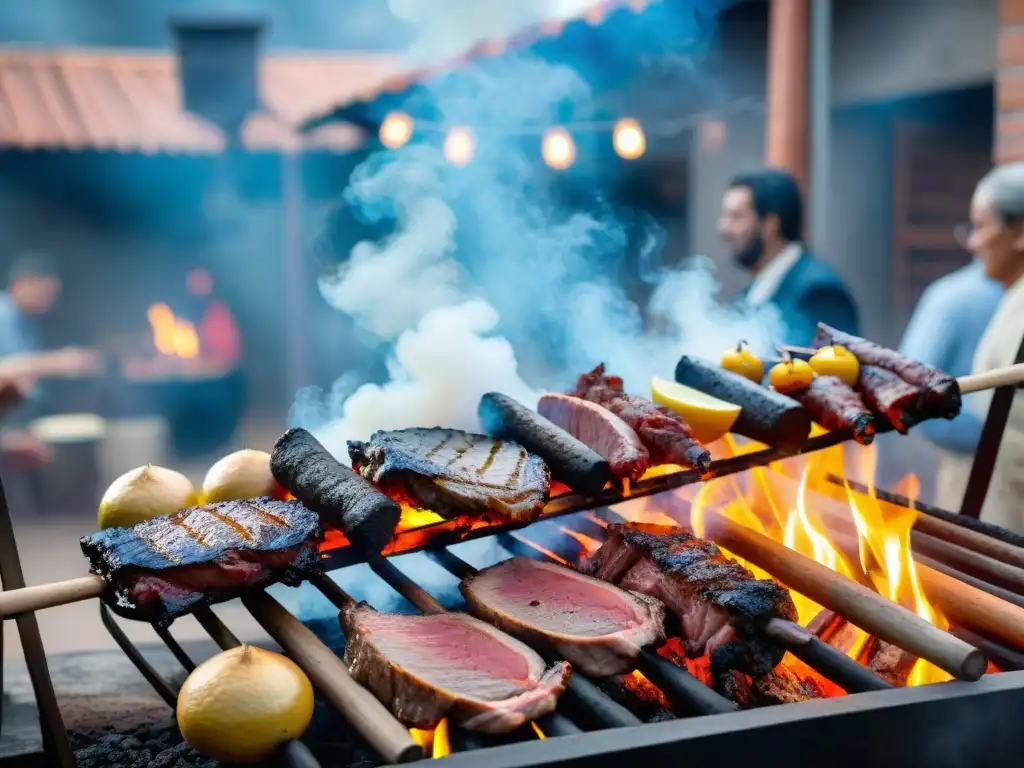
top-left (0, 47), bottom-right (399, 153)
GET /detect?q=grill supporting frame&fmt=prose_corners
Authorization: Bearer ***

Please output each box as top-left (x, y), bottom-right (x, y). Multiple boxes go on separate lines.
top-left (420, 669), bottom-right (1024, 768)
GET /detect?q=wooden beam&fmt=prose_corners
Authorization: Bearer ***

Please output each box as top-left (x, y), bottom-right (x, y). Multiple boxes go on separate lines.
top-left (765, 0), bottom-right (810, 189)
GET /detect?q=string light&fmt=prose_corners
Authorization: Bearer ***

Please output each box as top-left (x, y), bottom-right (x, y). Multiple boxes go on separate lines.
top-left (379, 111), bottom-right (414, 149)
top-left (371, 98), bottom-right (761, 165)
top-left (541, 127), bottom-right (575, 171)
top-left (612, 117), bottom-right (646, 160)
top-left (443, 127), bottom-right (476, 166)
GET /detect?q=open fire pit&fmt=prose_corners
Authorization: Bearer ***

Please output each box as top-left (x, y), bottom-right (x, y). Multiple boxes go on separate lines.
top-left (5, 427), bottom-right (1024, 768)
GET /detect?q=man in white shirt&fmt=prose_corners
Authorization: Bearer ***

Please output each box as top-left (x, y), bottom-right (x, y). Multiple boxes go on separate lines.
top-left (718, 169), bottom-right (859, 346)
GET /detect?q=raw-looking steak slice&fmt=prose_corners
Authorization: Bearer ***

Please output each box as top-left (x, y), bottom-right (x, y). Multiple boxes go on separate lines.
top-left (348, 427), bottom-right (550, 523)
top-left (342, 604), bottom-right (571, 733)
top-left (461, 556), bottom-right (667, 676)
top-left (537, 393), bottom-right (651, 481)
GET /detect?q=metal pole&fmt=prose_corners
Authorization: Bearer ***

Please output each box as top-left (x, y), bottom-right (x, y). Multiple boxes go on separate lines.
top-left (809, 0), bottom-right (832, 252)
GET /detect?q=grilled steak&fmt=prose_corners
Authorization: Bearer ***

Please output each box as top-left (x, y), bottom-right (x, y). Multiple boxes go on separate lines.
top-left (585, 523), bottom-right (797, 682)
top-left (461, 557), bottom-right (666, 676)
top-left (348, 427), bottom-right (550, 523)
top-left (81, 497), bottom-right (321, 625)
top-left (537, 393), bottom-right (651, 481)
top-left (342, 604), bottom-right (571, 733)
top-left (573, 364), bottom-right (712, 476)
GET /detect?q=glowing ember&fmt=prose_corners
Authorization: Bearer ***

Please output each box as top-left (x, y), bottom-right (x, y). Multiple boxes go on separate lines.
top-left (409, 727), bottom-right (434, 752)
top-left (531, 722), bottom-right (546, 740)
top-left (397, 504), bottom-right (445, 532)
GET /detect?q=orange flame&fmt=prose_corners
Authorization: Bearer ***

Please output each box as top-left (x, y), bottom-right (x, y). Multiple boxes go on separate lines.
top-left (531, 722), bottom-right (547, 740)
top-left (629, 436), bottom-right (948, 685)
top-left (147, 303), bottom-right (199, 359)
top-left (432, 718), bottom-right (451, 759)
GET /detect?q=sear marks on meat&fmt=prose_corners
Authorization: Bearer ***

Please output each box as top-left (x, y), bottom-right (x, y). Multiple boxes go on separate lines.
top-left (795, 375), bottom-right (875, 445)
top-left (80, 498), bottom-right (322, 625)
top-left (348, 427), bottom-right (550, 524)
top-left (537, 393), bottom-right (651, 481)
top-left (815, 323), bottom-right (961, 419)
top-left (572, 364), bottom-right (712, 477)
top-left (858, 366), bottom-right (924, 433)
top-left (460, 556), bottom-right (667, 677)
top-left (585, 523), bottom-right (797, 685)
top-left (341, 604), bottom-right (570, 734)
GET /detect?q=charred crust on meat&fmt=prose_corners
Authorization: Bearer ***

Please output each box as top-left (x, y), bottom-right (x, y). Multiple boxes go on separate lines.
top-left (80, 497), bottom-right (323, 626)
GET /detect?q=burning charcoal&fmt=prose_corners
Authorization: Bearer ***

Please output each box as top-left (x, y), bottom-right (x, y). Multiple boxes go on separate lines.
top-left (597, 674), bottom-right (676, 724)
top-left (863, 638), bottom-right (917, 687)
top-left (753, 668), bottom-right (827, 705)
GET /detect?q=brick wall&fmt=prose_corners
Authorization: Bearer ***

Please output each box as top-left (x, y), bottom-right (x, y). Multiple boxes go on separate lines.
top-left (998, 0), bottom-right (1024, 161)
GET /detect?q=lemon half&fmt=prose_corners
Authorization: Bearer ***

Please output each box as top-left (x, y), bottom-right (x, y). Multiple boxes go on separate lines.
top-left (650, 376), bottom-right (741, 444)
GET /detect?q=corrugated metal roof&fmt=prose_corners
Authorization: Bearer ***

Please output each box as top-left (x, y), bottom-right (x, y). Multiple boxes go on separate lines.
top-left (301, 0), bottom-right (660, 131)
top-left (0, 47), bottom-right (401, 153)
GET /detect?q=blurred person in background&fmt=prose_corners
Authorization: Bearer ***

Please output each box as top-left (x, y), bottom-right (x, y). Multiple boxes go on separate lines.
top-left (719, 169), bottom-right (859, 347)
top-left (894, 254), bottom-right (1003, 508)
top-left (0, 253), bottom-right (99, 467)
top-left (963, 162), bottom-right (1024, 531)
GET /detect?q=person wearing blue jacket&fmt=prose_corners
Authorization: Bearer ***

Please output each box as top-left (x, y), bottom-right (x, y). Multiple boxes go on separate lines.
top-left (719, 169), bottom-right (859, 347)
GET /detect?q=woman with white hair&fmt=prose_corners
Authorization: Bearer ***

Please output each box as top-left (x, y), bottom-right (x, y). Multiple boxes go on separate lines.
top-left (965, 162), bottom-right (1024, 530)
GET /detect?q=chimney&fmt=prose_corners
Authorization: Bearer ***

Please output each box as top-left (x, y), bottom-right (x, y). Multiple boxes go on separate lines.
top-left (171, 19), bottom-right (266, 142)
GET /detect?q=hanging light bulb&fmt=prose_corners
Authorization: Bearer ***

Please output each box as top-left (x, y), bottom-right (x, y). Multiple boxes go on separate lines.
top-left (443, 127), bottom-right (475, 166)
top-left (542, 127), bottom-right (575, 171)
top-left (379, 112), bottom-right (414, 149)
top-left (612, 118), bottom-right (646, 160)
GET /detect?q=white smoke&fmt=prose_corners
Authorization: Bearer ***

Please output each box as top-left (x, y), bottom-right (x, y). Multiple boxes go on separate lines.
top-left (388, 0), bottom-right (602, 62)
top-left (295, 0), bottom-right (783, 462)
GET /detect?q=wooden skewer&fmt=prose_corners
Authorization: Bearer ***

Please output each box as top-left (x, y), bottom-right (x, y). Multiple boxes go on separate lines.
top-left (0, 575), bottom-right (102, 617)
top-left (241, 591), bottom-right (423, 765)
top-left (958, 363), bottom-right (1024, 394)
top-left (702, 508), bottom-right (987, 681)
top-left (761, 475), bottom-right (1024, 652)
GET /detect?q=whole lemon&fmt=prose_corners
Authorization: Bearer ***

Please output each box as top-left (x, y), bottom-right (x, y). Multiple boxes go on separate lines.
top-left (809, 345), bottom-right (860, 387)
top-left (721, 341), bottom-right (764, 383)
top-left (202, 448), bottom-right (285, 503)
top-left (176, 645), bottom-right (314, 764)
top-left (98, 465), bottom-right (197, 530)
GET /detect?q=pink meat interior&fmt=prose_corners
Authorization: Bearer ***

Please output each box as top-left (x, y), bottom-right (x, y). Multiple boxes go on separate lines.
top-left (481, 558), bottom-right (643, 636)
top-left (356, 611), bottom-right (536, 700)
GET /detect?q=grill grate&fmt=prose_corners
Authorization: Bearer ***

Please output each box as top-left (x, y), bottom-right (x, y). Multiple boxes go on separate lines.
top-left (4, 438), bottom-right (1024, 766)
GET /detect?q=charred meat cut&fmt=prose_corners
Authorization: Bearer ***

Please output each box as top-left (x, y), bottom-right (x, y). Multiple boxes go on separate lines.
top-left (461, 556), bottom-right (667, 676)
top-left (794, 375), bottom-right (875, 445)
top-left (858, 366), bottom-right (924, 433)
top-left (537, 393), bottom-right (651, 481)
top-left (80, 497), bottom-right (322, 625)
top-left (585, 523), bottom-right (797, 682)
top-left (348, 428), bottom-right (550, 523)
top-left (815, 323), bottom-right (960, 419)
top-left (341, 604), bottom-right (570, 733)
top-left (573, 364), bottom-right (712, 477)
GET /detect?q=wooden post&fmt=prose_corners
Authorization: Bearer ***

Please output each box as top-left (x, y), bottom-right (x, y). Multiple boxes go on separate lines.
top-left (765, 0), bottom-right (810, 189)
top-left (281, 149), bottom-right (307, 401)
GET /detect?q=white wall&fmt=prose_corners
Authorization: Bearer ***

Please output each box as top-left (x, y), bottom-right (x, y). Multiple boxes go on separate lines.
top-left (832, 0), bottom-right (998, 105)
